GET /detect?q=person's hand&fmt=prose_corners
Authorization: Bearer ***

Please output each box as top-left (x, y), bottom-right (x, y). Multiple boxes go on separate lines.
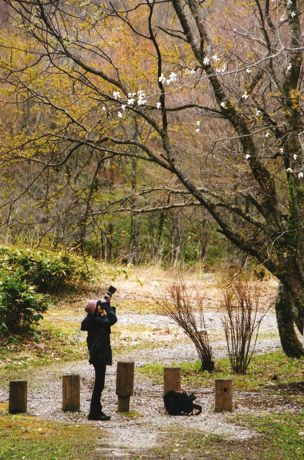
top-left (96, 304), bottom-right (105, 315)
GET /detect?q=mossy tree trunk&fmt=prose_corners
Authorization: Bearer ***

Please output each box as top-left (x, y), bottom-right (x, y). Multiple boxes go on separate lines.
top-left (275, 283), bottom-right (303, 358)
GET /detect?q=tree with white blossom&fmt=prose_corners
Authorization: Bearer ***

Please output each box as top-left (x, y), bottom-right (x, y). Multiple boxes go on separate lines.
top-left (1, 0), bottom-right (304, 356)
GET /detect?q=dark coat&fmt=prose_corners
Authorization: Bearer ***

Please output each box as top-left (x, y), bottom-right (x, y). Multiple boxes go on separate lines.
top-left (81, 303), bottom-right (117, 365)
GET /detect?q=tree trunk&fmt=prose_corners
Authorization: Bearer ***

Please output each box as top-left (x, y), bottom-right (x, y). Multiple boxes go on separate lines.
top-left (156, 211), bottom-right (165, 258)
top-left (129, 213), bottom-right (138, 264)
top-left (275, 283), bottom-right (304, 358)
top-left (128, 157), bottom-right (138, 264)
top-left (171, 214), bottom-right (182, 266)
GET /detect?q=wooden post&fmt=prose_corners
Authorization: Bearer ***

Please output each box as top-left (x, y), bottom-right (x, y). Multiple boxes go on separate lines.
top-left (62, 374), bottom-right (80, 412)
top-left (199, 329), bottom-right (208, 339)
top-left (215, 379), bottom-right (232, 412)
top-left (9, 380), bottom-right (27, 414)
top-left (116, 361), bottom-right (134, 412)
top-left (164, 367), bottom-right (181, 394)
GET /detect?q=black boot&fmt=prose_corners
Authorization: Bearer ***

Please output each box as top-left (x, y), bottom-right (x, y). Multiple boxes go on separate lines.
top-left (88, 412), bottom-right (111, 421)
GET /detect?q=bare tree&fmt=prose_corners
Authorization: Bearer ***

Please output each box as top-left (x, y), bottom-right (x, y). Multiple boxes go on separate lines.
top-left (159, 281), bottom-right (214, 371)
top-left (221, 279), bottom-right (270, 374)
top-left (1, 0), bottom-right (304, 356)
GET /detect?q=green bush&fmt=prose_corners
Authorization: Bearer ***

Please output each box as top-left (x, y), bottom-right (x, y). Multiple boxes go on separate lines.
top-left (0, 246), bottom-right (90, 293)
top-left (0, 273), bottom-right (48, 336)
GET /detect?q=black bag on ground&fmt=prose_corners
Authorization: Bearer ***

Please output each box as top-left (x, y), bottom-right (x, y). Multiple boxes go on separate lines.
top-left (164, 390), bottom-right (202, 416)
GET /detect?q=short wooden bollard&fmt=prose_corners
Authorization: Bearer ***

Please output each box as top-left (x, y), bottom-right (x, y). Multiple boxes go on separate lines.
top-left (215, 379), bottom-right (232, 412)
top-left (164, 367), bottom-right (181, 394)
top-left (62, 374), bottom-right (80, 412)
top-left (199, 329), bottom-right (208, 342)
top-left (9, 380), bottom-right (27, 413)
top-left (116, 361), bottom-right (134, 412)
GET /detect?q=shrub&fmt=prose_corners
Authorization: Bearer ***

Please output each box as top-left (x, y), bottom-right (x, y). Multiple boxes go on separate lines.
top-left (221, 279), bottom-right (270, 374)
top-left (0, 246), bottom-right (90, 293)
top-left (0, 273), bottom-right (48, 336)
top-left (158, 281), bottom-right (214, 372)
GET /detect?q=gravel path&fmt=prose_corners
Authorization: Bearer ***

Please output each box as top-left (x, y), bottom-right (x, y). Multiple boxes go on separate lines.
top-left (71, 309), bottom-right (281, 366)
top-left (0, 358), bottom-right (257, 458)
top-left (0, 313), bottom-right (281, 459)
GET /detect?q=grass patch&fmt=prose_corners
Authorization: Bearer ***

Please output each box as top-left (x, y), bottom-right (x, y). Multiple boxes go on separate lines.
top-left (138, 351), bottom-right (304, 391)
top-left (119, 410), bottom-right (141, 418)
top-left (137, 362), bottom-right (164, 383)
top-left (233, 412), bottom-right (304, 459)
top-left (113, 338), bottom-right (168, 356)
top-left (0, 413), bottom-right (99, 460)
top-left (145, 414), bottom-right (304, 459)
top-left (0, 325), bottom-right (86, 382)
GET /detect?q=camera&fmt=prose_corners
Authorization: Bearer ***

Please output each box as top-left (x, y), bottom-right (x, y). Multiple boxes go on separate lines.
top-left (96, 286), bottom-right (116, 314)
top-left (104, 285), bottom-right (116, 301)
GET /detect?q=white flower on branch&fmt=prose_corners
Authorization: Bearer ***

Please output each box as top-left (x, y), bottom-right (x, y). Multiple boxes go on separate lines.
top-left (156, 102), bottom-right (161, 109)
top-left (220, 101), bottom-right (227, 108)
top-left (245, 154), bottom-right (251, 160)
top-left (168, 72), bottom-right (177, 83)
top-left (291, 11), bottom-right (296, 18)
top-left (137, 90), bottom-right (147, 106)
top-left (128, 92), bottom-right (136, 98)
top-left (117, 111), bottom-right (123, 118)
top-left (196, 121), bottom-right (201, 126)
top-left (121, 104), bottom-right (126, 111)
top-left (287, 63), bottom-right (292, 71)
top-left (256, 109), bottom-right (262, 116)
top-left (203, 56), bottom-right (210, 66)
top-left (298, 171), bottom-right (304, 179)
top-left (246, 68), bottom-right (252, 74)
top-left (102, 105), bottom-right (106, 111)
top-left (286, 167), bottom-right (293, 173)
top-left (158, 73), bottom-right (166, 84)
top-left (212, 55), bottom-right (219, 62)
top-left (113, 91), bottom-right (121, 99)
top-left (127, 98), bottom-right (135, 106)
top-left (287, 0), bottom-right (293, 6)
top-left (195, 128), bottom-right (200, 133)
top-left (185, 68), bottom-right (196, 75)
top-left (242, 91), bottom-right (249, 100)
top-left (293, 154), bottom-right (298, 160)
top-left (265, 132), bottom-right (270, 138)
top-left (279, 147), bottom-right (284, 153)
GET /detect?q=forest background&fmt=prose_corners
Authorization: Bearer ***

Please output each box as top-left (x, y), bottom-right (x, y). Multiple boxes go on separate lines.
top-left (1, 0), bottom-right (304, 357)
top-left (1, 3), bottom-right (304, 459)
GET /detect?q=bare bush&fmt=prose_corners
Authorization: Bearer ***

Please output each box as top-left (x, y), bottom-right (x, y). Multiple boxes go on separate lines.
top-left (221, 280), bottom-right (269, 374)
top-left (159, 282), bottom-right (214, 372)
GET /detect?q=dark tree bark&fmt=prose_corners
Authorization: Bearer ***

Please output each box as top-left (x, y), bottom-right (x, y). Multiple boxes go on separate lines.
top-left (275, 283), bottom-right (303, 358)
top-left (128, 157), bottom-right (138, 264)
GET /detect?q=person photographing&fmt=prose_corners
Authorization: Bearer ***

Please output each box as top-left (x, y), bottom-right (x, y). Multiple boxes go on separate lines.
top-left (81, 286), bottom-right (117, 421)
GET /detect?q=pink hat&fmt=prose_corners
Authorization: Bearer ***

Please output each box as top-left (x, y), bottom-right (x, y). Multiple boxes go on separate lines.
top-left (85, 299), bottom-right (97, 314)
